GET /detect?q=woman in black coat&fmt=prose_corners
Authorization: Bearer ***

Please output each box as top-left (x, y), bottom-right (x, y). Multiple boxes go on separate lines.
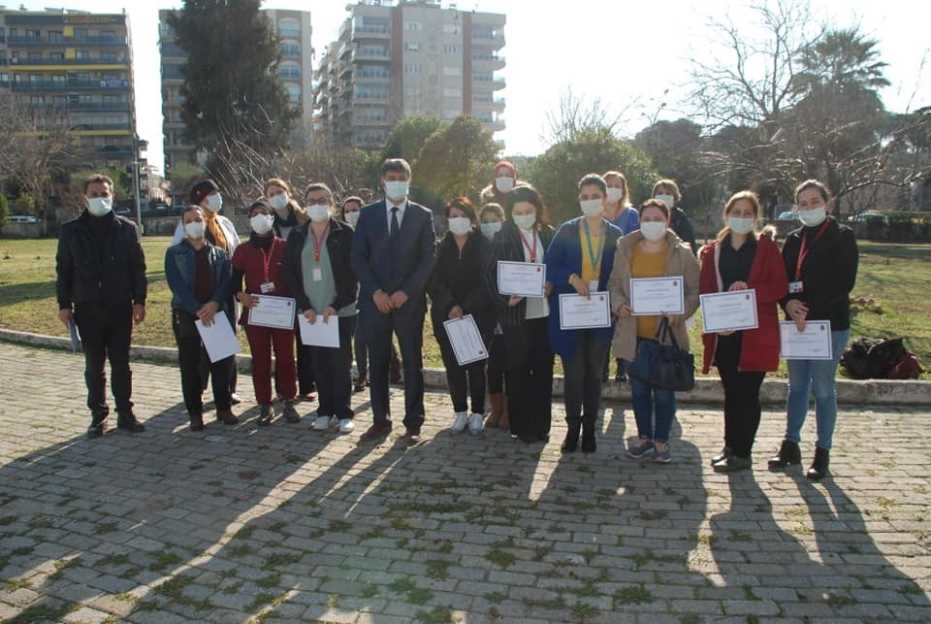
top-left (429, 197), bottom-right (495, 434)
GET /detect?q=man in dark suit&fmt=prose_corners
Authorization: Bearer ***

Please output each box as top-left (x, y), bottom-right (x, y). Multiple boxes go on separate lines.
top-left (351, 159), bottom-right (435, 441)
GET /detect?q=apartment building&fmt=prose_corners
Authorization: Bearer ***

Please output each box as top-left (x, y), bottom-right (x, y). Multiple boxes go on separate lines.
top-left (0, 8), bottom-right (140, 167)
top-left (316, 0), bottom-right (505, 149)
top-left (159, 8), bottom-right (313, 173)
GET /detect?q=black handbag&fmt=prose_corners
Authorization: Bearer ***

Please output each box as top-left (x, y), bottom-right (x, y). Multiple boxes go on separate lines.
top-left (644, 318), bottom-right (695, 391)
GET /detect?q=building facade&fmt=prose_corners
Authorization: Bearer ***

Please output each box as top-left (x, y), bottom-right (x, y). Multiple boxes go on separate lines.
top-left (159, 8), bottom-right (314, 174)
top-left (0, 8), bottom-right (140, 167)
top-left (315, 0), bottom-right (505, 150)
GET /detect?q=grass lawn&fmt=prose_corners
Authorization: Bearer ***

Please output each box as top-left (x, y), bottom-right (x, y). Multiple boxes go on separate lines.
top-left (1, 236), bottom-right (929, 379)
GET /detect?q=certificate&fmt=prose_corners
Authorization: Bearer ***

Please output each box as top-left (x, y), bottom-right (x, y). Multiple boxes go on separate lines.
top-left (780, 321), bottom-right (832, 360)
top-left (247, 295), bottom-right (296, 330)
top-left (443, 314), bottom-right (489, 366)
top-left (559, 292), bottom-right (611, 330)
top-left (630, 277), bottom-right (685, 316)
top-left (700, 290), bottom-right (759, 333)
top-left (195, 314), bottom-right (241, 363)
top-left (298, 314), bottom-right (340, 348)
top-left (497, 261), bottom-right (546, 297)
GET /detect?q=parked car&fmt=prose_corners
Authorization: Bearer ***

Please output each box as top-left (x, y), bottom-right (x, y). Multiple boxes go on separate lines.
top-left (850, 211), bottom-right (888, 224)
top-left (8, 214), bottom-right (40, 224)
top-left (776, 210), bottom-right (799, 222)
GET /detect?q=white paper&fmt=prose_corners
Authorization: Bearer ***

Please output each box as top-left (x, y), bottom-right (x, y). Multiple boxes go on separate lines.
top-left (779, 321), bottom-right (833, 360)
top-left (247, 295), bottom-right (296, 330)
top-left (68, 319), bottom-right (82, 353)
top-left (298, 314), bottom-right (340, 348)
top-left (559, 292), bottom-right (612, 330)
top-left (195, 314), bottom-right (240, 363)
top-left (700, 289), bottom-right (759, 334)
top-left (497, 261), bottom-right (546, 297)
top-left (630, 277), bottom-right (685, 316)
top-left (443, 314), bottom-right (489, 366)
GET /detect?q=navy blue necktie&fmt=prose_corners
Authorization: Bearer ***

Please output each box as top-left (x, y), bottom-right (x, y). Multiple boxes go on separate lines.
top-left (390, 206), bottom-right (400, 240)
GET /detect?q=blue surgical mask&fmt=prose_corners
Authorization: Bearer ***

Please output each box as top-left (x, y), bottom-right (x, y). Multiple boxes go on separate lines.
top-left (480, 221), bottom-right (502, 240)
top-left (513, 214), bottom-right (536, 231)
top-left (798, 207), bottom-right (827, 227)
top-left (728, 216), bottom-right (756, 235)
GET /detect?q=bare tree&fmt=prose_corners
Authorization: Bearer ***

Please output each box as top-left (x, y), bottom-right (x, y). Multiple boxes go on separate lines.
top-left (542, 89), bottom-right (643, 145)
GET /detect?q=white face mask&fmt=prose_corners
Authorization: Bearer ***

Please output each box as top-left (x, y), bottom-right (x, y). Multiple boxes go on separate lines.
top-left (606, 188), bottom-right (624, 204)
top-left (448, 217), bottom-right (472, 236)
top-left (728, 216), bottom-right (756, 235)
top-left (345, 211), bottom-right (360, 227)
top-left (184, 221), bottom-right (205, 240)
top-left (384, 180), bottom-right (409, 202)
top-left (580, 198), bottom-right (604, 218)
top-left (269, 193), bottom-right (290, 214)
top-left (86, 197), bottom-right (112, 217)
top-left (495, 176), bottom-right (515, 193)
top-left (308, 205), bottom-right (330, 223)
top-left (206, 193), bottom-right (223, 213)
top-left (250, 214), bottom-right (274, 235)
top-left (798, 206), bottom-right (827, 227)
top-left (513, 213), bottom-right (536, 231)
top-left (640, 221), bottom-right (667, 242)
top-left (655, 194), bottom-right (675, 210)
top-left (480, 221), bottom-right (502, 240)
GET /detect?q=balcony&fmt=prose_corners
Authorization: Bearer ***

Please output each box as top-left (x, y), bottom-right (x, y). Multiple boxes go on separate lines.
top-left (7, 35), bottom-right (129, 47)
top-left (353, 48), bottom-right (391, 63)
top-left (95, 146), bottom-right (135, 160)
top-left (492, 77), bottom-right (505, 91)
top-left (354, 71), bottom-right (390, 83)
top-left (472, 54), bottom-right (505, 71)
top-left (353, 25), bottom-right (390, 40)
top-left (0, 58), bottom-right (129, 67)
top-left (12, 80), bottom-right (131, 92)
top-left (353, 93), bottom-right (389, 103)
top-left (35, 102), bottom-right (132, 113)
top-left (159, 42), bottom-right (187, 59)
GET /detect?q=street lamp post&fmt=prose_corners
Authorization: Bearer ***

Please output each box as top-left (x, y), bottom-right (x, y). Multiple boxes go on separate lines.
top-left (131, 134), bottom-right (144, 235)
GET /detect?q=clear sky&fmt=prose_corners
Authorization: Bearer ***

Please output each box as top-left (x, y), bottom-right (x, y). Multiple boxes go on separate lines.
top-left (14, 0), bottom-right (931, 175)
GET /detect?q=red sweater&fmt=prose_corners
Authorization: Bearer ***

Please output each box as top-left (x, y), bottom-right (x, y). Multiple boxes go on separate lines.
top-left (231, 237), bottom-right (289, 325)
top-left (699, 234), bottom-right (789, 374)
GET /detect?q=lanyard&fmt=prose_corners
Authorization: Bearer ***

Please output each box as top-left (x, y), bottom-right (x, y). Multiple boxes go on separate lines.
top-left (311, 223), bottom-right (330, 263)
top-left (519, 228), bottom-right (538, 263)
top-left (795, 221), bottom-right (829, 279)
top-left (582, 220), bottom-right (604, 276)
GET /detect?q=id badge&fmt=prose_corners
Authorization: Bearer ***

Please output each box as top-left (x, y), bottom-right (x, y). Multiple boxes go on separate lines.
top-left (789, 281), bottom-right (804, 294)
top-left (313, 268), bottom-right (323, 282)
top-left (260, 282), bottom-right (275, 294)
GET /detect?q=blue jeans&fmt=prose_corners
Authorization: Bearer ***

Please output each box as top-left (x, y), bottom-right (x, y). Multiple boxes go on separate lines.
top-left (627, 339), bottom-right (677, 442)
top-left (785, 329), bottom-right (850, 450)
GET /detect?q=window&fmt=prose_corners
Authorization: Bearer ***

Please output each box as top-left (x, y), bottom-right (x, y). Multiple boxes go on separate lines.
top-left (281, 41), bottom-right (301, 58)
top-left (405, 42), bottom-right (420, 52)
top-left (443, 45), bottom-right (459, 55)
top-left (443, 66), bottom-right (461, 76)
top-left (285, 83), bottom-right (301, 104)
top-left (278, 18), bottom-right (301, 39)
top-left (405, 21), bottom-right (423, 31)
top-left (443, 87), bottom-right (462, 97)
top-left (278, 61), bottom-right (301, 80)
top-left (443, 24), bottom-right (460, 35)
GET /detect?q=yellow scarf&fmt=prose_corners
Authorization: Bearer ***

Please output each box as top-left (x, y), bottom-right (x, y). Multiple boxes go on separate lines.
top-left (204, 211), bottom-right (228, 251)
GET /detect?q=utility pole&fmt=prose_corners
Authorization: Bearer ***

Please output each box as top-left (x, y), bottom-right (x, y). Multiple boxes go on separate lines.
top-left (131, 134), bottom-right (144, 235)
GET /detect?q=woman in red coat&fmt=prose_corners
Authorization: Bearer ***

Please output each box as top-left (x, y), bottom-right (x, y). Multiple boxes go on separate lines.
top-left (699, 191), bottom-right (788, 472)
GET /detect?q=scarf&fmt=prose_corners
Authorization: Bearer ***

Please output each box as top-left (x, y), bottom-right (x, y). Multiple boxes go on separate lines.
top-left (204, 211), bottom-right (228, 252)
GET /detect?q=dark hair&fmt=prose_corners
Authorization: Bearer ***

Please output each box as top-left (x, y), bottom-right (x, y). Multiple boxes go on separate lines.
top-left (181, 205), bottom-right (203, 220)
top-left (83, 173), bottom-right (113, 194)
top-left (578, 173), bottom-right (607, 195)
top-left (652, 178), bottom-right (681, 204)
top-left (190, 178), bottom-right (219, 205)
top-left (248, 198), bottom-right (271, 216)
top-left (446, 196), bottom-right (478, 226)
top-left (303, 182), bottom-right (334, 203)
top-left (382, 158), bottom-right (412, 178)
top-left (480, 202), bottom-right (505, 221)
top-left (506, 184), bottom-right (550, 227)
top-left (640, 198), bottom-right (670, 220)
top-left (794, 179), bottom-right (831, 203)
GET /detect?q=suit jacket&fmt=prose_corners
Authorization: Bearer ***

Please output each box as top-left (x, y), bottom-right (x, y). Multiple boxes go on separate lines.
top-left (351, 199), bottom-right (435, 314)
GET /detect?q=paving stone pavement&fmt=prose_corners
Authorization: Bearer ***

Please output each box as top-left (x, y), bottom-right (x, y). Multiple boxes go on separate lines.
top-left (0, 342), bottom-right (929, 624)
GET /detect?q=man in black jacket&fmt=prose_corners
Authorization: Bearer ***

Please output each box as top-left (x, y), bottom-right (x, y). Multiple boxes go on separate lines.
top-left (56, 174), bottom-right (148, 438)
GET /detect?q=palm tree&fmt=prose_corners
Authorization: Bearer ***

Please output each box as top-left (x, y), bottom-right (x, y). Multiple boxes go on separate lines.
top-left (793, 27), bottom-right (890, 96)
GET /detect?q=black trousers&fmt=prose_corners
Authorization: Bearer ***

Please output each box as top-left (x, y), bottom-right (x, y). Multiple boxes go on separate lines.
top-left (487, 333), bottom-right (506, 394)
top-left (307, 315), bottom-right (355, 420)
top-left (353, 327), bottom-right (400, 381)
top-left (74, 302), bottom-right (133, 418)
top-left (437, 331), bottom-right (486, 414)
top-left (364, 301), bottom-right (426, 428)
top-left (199, 295), bottom-right (239, 395)
top-left (505, 317), bottom-right (554, 440)
top-left (562, 329), bottom-right (610, 426)
top-left (296, 326), bottom-right (316, 395)
top-left (173, 309), bottom-right (233, 416)
top-left (716, 334), bottom-right (765, 458)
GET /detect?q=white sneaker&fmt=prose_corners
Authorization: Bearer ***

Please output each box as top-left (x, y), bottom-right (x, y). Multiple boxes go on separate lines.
top-left (451, 411), bottom-right (468, 432)
top-left (312, 414), bottom-right (330, 431)
top-left (338, 419), bottom-right (355, 434)
top-left (328, 415), bottom-right (339, 430)
top-left (468, 413), bottom-right (484, 435)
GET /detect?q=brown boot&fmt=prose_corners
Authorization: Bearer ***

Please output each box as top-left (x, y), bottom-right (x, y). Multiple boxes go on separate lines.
top-left (498, 395), bottom-right (510, 431)
top-left (216, 408), bottom-right (239, 426)
top-left (487, 393), bottom-right (504, 428)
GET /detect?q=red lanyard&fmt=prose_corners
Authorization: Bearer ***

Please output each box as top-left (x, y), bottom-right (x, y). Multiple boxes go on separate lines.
top-left (795, 221), bottom-right (829, 279)
top-left (311, 223), bottom-right (330, 262)
top-left (519, 229), bottom-right (538, 263)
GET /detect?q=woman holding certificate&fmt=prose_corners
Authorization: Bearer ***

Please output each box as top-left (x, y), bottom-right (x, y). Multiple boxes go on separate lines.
top-left (428, 197), bottom-right (494, 434)
top-left (608, 198), bottom-right (700, 463)
top-left (544, 174), bottom-right (623, 453)
top-left (282, 183), bottom-right (359, 435)
top-left (698, 192), bottom-right (788, 472)
top-left (231, 199), bottom-right (299, 426)
top-left (165, 206), bottom-right (236, 431)
top-left (485, 185), bottom-right (556, 444)
top-left (769, 179), bottom-right (858, 481)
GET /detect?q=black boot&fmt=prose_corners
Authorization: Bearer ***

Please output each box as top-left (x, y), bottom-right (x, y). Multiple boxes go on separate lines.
top-left (87, 412), bottom-right (107, 439)
top-left (768, 439), bottom-right (801, 471)
top-left (190, 413), bottom-right (205, 432)
top-left (561, 421), bottom-right (581, 453)
top-left (711, 446), bottom-right (732, 466)
top-left (581, 421), bottom-right (596, 454)
top-left (806, 447), bottom-right (830, 481)
top-left (117, 412), bottom-right (145, 433)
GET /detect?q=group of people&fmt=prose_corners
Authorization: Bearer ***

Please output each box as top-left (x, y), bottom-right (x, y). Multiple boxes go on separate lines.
top-left (55, 159), bottom-right (858, 481)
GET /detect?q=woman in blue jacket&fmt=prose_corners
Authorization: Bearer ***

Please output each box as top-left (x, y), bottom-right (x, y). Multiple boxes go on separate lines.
top-left (544, 174), bottom-right (623, 453)
top-left (165, 205), bottom-right (236, 431)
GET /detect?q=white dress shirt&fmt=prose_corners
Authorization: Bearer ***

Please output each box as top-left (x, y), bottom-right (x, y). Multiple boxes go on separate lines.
top-left (386, 199), bottom-right (407, 232)
top-left (520, 229), bottom-right (549, 320)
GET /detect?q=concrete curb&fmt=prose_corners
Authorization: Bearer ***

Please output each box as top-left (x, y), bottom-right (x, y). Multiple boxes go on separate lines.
top-left (2, 326), bottom-right (930, 406)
